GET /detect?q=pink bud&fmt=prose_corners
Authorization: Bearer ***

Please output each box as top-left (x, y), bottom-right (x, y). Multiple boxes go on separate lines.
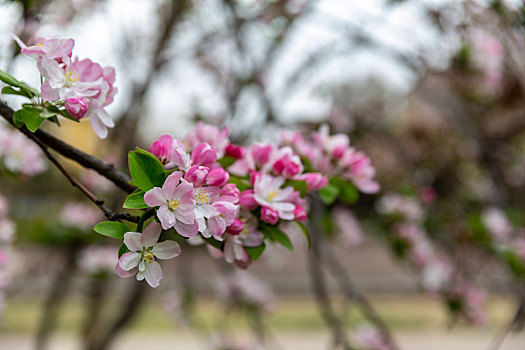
top-left (220, 184), bottom-right (240, 202)
top-left (149, 134), bottom-right (173, 164)
top-left (272, 159), bottom-right (285, 175)
top-left (261, 206), bottom-right (279, 225)
top-left (293, 206), bottom-right (307, 221)
top-left (283, 161), bottom-right (301, 177)
top-left (184, 165), bottom-right (209, 187)
top-left (299, 173), bottom-right (329, 191)
top-left (250, 170), bottom-right (261, 186)
top-left (239, 190), bottom-right (258, 210)
top-left (225, 144), bottom-right (246, 159)
top-left (206, 167), bottom-right (229, 187)
top-left (192, 142), bottom-right (217, 167)
top-left (332, 146), bottom-right (345, 159)
top-left (226, 219), bottom-right (244, 235)
top-left (65, 97), bottom-right (89, 120)
top-left (251, 143), bottom-right (273, 166)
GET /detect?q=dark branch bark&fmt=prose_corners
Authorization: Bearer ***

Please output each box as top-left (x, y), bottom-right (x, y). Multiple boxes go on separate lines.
top-left (0, 99), bottom-right (136, 194)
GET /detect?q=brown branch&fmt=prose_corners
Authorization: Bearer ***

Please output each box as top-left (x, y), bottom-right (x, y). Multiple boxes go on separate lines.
top-left (324, 244), bottom-right (400, 350)
top-left (487, 296), bottom-right (525, 350)
top-left (0, 99), bottom-right (136, 194)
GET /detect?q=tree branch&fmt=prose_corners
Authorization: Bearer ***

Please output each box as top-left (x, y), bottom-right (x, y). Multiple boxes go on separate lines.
top-left (0, 99), bottom-right (136, 194)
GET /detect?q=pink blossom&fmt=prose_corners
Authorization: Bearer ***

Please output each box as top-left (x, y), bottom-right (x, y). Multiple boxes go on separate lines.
top-left (223, 213), bottom-right (264, 264)
top-left (377, 194), bottom-right (424, 223)
top-left (2, 133), bottom-right (47, 176)
top-left (421, 255), bottom-right (452, 292)
top-left (239, 190), bottom-right (258, 210)
top-left (482, 207), bottom-right (512, 242)
top-left (115, 223), bottom-right (181, 288)
top-left (225, 144), bottom-right (245, 159)
top-left (191, 143), bottom-right (217, 168)
top-left (184, 165), bottom-right (209, 187)
top-left (206, 167), bottom-right (229, 187)
top-left (253, 175), bottom-right (295, 220)
top-left (313, 124), bottom-right (350, 159)
top-left (219, 184), bottom-right (240, 203)
top-left (184, 122), bottom-right (230, 157)
top-left (0, 219), bottom-right (15, 244)
top-left (333, 208), bottom-right (363, 249)
top-left (261, 207), bottom-right (279, 225)
top-left (149, 134), bottom-right (174, 165)
top-left (78, 246), bottom-right (117, 274)
top-left (65, 97), bottom-right (89, 119)
top-left (15, 36), bottom-right (74, 62)
top-left (144, 172), bottom-right (198, 236)
top-left (60, 202), bottom-right (101, 231)
top-left (205, 200), bottom-right (238, 238)
top-left (226, 219), bottom-right (244, 235)
top-left (251, 143), bottom-right (274, 166)
top-left (342, 150), bottom-right (379, 194)
top-left (297, 173), bottom-right (328, 191)
top-left (354, 325), bottom-right (390, 350)
top-left (268, 146), bottom-right (303, 178)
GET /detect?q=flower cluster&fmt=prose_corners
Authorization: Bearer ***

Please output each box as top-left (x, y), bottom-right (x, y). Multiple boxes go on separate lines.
top-left (0, 194), bottom-right (16, 321)
top-left (0, 123), bottom-right (47, 176)
top-left (279, 125), bottom-right (379, 194)
top-left (15, 36), bottom-right (117, 138)
top-left (108, 123), bottom-right (379, 287)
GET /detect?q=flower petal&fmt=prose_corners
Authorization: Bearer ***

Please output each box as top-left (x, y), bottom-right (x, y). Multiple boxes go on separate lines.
top-left (162, 171), bottom-right (182, 198)
top-left (152, 240), bottom-right (181, 259)
top-left (123, 232), bottom-right (142, 251)
top-left (144, 187), bottom-right (169, 207)
top-left (118, 252), bottom-right (141, 271)
top-left (115, 263), bottom-right (136, 278)
top-left (174, 220), bottom-right (199, 238)
top-left (141, 222), bottom-right (162, 248)
top-left (157, 206), bottom-right (176, 230)
top-left (144, 261), bottom-right (163, 288)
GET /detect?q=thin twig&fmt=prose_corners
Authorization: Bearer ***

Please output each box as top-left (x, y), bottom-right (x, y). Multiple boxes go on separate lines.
top-left (0, 100), bottom-right (136, 194)
top-left (487, 298), bottom-right (525, 350)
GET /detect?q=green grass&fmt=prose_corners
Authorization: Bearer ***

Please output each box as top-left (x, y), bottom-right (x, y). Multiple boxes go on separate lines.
top-left (0, 295), bottom-right (516, 335)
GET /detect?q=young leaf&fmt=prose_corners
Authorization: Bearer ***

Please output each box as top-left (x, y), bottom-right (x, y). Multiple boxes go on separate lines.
top-left (94, 221), bottom-right (130, 239)
top-left (260, 224), bottom-right (294, 251)
top-left (0, 70), bottom-right (22, 87)
top-left (331, 178), bottom-right (358, 204)
top-left (12, 109), bottom-right (24, 128)
top-left (22, 106), bottom-right (46, 132)
top-left (228, 175), bottom-right (251, 191)
top-left (285, 179), bottom-right (308, 198)
top-left (128, 148), bottom-right (167, 191)
top-left (1, 86), bottom-right (30, 98)
top-left (319, 184), bottom-right (339, 205)
top-left (246, 243), bottom-right (266, 261)
top-left (123, 191), bottom-right (149, 209)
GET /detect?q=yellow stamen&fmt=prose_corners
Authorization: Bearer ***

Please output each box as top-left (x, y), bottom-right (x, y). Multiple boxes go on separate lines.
top-left (64, 69), bottom-right (79, 85)
top-left (196, 190), bottom-right (210, 204)
top-left (143, 252), bottom-right (155, 264)
top-left (267, 191), bottom-right (278, 201)
top-left (168, 198), bottom-right (181, 211)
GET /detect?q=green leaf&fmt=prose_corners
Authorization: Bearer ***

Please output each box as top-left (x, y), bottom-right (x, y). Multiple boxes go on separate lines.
top-left (259, 224), bottom-right (294, 251)
top-left (217, 156), bottom-right (236, 168)
top-left (246, 243), bottom-right (266, 261)
top-left (0, 70), bottom-right (22, 87)
top-left (12, 109), bottom-right (24, 128)
top-left (285, 179), bottom-right (308, 198)
top-left (296, 221), bottom-right (311, 249)
top-left (22, 106), bottom-right (46, 132)
top-left (118, 243), bottom-right (130, 259)
top-left (128, 148), bottom-right (167, 191)
top-left (319, 184), bottom-right (339, 205)
top-left (1, 86), bottom-right (30, 98)
top-left (330, 178), bottom-right (359, 204)
top-left (228, 175), bottom-right (251, 191)
top-left (501, 249), bottom-right (525, 277)
top-left (93, 221), bottom-right (130, 239)
top-left (123, 191), bottom-right (149, 209)
top-left (0, 70), bottom-right (39, 97)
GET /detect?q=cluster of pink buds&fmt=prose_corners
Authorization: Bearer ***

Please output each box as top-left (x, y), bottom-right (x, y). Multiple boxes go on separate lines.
top-left (111, 122), bottom-right (379, 287)
top-left (279, 125), bottom-right (379, 194)
top-left (15, 36), bottom-right (117, 138)
top-left (0, 123), bottom-right (47, 177)
top-left (0, 194), bottom-right (16, 321)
